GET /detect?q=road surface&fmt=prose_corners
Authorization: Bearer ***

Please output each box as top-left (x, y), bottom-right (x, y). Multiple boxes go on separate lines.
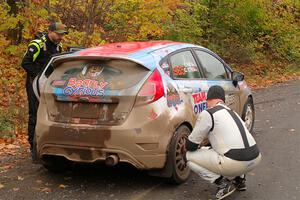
top-left (0, 79), bottom-right (299, 200)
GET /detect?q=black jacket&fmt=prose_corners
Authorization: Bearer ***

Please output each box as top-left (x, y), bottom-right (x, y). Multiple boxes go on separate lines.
top-left (21, 34), bottom-right (62, 78)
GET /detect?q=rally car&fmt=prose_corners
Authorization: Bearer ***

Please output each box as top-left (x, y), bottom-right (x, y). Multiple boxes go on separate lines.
top-left (33, 41), bottom-right (254, 183)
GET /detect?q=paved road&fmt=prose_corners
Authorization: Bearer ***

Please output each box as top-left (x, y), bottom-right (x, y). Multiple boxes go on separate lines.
top-left (0, 79), bottom-right (299, 200)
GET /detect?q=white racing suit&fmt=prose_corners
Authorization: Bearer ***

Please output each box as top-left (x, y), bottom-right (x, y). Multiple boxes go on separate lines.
top-left (186, 103), bottom-right (262, 183)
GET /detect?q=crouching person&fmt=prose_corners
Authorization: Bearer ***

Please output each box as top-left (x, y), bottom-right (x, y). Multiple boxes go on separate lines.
top-left (185, 85), bottom-right (261, 200)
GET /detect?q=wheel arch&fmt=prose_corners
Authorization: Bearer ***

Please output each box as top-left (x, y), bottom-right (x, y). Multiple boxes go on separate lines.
top-left (148, 121), bottom-right (192, 181)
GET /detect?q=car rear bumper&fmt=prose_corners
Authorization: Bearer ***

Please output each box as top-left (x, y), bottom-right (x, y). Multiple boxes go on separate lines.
top-left (36, 99), bottom-right (176, 169)
top-left (39, 143), bottom-right (166, 169)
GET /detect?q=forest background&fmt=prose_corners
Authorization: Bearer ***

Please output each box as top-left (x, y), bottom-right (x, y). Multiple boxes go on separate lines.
top-left (0, 0), bottom-right (299, 143)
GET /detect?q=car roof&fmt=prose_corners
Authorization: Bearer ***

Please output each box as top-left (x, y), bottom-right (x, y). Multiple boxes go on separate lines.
top-left (61, 41), bottom-right (204, 71)
top-left (77, 41), bottom-right (181, 56)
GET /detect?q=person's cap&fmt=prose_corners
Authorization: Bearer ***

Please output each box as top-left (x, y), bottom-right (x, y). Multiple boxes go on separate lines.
top-left (48, 22), bottom-right (68, 34)
top-left (206, 85), bottom-right (225, 102)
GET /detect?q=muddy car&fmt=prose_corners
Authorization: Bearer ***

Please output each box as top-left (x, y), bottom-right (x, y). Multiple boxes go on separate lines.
top-left (33, 41), bottom-right (254, 183)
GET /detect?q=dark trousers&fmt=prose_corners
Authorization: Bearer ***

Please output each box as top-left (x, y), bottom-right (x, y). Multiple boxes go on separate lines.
top-left (26, 76), bottom-right (39, 150)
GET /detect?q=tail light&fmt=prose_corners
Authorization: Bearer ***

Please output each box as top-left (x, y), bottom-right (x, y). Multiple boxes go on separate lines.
top-left (135, 69), bottom-right (164, 106)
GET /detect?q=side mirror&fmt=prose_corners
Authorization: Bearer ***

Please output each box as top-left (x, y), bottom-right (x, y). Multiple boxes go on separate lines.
top-left (232, 71), bottom-right (244, 87)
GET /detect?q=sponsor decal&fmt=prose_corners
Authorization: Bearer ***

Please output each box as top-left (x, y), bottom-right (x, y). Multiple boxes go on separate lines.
top-left (161, 62), bottom-right (170, 76)
top-left (192, 91), bottom-right (208, 114)
top-left (166, 83), bottom-right (182, 110)
top-left (51, 80), bottom-right (66, 87)
top-left (150, 47), bottom-right (173, 58)
top-left (62, 78), bottom-right (108, 97)
top-left (225, 94), bottom-right (235, 106)
top-left (173, 65), bottom-right (199, 77)
top-left (149, 109), bottom-right (158, 120)
top-left (173, 65), bottom-right (185, 76)
top-left (134, 128), bottom-right (142, 134)
top-left (238, 81), bottom-right (248, 90)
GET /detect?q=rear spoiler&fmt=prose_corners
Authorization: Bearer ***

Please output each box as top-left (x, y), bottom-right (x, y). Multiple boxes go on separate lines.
top-left (51, 55), bottom-right (153, 70)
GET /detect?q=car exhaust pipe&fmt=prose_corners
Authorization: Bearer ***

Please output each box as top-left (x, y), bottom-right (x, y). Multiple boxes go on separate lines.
top-left (105, 154), bottom-right (119, 166)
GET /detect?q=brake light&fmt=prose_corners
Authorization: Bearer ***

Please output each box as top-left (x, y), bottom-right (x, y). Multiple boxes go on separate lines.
top-left (136, 69), bottom-right (164, 106)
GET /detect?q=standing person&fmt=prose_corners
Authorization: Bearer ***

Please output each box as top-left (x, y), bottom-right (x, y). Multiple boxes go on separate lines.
top-left (185, 85), bottom-right (261, 200)
top-left (21, 22), bottom-right (68, 162)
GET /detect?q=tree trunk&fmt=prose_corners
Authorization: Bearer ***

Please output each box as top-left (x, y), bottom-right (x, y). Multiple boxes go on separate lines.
top-left (7, 0), bottom-right (24, 45)
top-left (83, 0), bottom-right (99, 46)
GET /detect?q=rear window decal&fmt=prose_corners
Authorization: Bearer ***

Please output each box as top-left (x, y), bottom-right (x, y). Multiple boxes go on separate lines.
top-left (81, 64), bottom-right (104, 77)
top-left (51, 80), bottom-right (66, 87)
top-left (63, 78), bottom-right (108, 97)
top-left (67, 78), bottom-right (108, 90)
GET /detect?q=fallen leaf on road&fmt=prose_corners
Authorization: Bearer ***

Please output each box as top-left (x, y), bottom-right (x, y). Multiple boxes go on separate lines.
top-left (58, 184), bottom-right (67, 189)
top-left (6, 144), bottom-right (20, 149)
top-left (33, 186), bottom-right (51, 193)
top-left (17, 176), bottom-right (24, 181)
top-left (1, 165), bottom-right (12, 171)
top-left (64, 177), bottom-right (72, 180)
top-left (0, 183), bottom-right (4, 189)
top-left (45, 182), bottom-right (52, 186)
top-left (13, 188), bottom-right (19, 192)
top-left (40, 187), bottom-right (52, 193)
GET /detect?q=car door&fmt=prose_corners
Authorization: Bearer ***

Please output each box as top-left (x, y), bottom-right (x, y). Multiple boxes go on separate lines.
top-left (167, 49), bottom-right (206, 123)
top-left (193, 48), bottom-right (240, 111)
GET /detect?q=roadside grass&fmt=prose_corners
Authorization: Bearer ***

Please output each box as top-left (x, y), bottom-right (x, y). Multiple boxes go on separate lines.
top-left (237, 62), bottom-right (300, 89)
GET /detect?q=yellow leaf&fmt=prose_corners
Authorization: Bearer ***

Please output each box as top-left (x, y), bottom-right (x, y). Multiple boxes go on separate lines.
top-left (58, 184), bottom-right (67, 189)
top-left (0, 183), bottom-right (4, 189)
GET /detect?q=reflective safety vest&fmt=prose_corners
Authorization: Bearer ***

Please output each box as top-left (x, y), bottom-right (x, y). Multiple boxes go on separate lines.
top-left (28, 35), bottom-right (62, 62)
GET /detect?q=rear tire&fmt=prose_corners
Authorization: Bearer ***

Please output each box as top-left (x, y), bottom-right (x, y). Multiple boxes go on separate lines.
top-left (242, 97), bottom-right (255, 133)
top-left (42, 156), bottom-right (72, 173)
top-left (167, 125), bottom-right (191, 184)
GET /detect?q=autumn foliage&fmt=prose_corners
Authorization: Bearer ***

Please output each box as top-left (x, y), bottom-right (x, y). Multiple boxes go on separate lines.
top-left (0, 0), bottom-right (299, 142)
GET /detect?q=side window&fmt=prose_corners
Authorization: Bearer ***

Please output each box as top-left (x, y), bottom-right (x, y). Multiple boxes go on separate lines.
top-left (195, 50), bottom-right (228, 79)
top-left (170, 51), bottom-right (201, 79)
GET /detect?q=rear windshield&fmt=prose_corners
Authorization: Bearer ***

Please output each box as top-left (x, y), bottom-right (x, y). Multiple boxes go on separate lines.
top-left (48, 59), bottom-right (149, 90)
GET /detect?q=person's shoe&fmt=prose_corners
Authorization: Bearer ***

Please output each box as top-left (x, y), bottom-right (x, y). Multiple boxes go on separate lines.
top-left (215, 178), bottom-right (236, 200)
top-left (233, 176), bottom-right (247, 191)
